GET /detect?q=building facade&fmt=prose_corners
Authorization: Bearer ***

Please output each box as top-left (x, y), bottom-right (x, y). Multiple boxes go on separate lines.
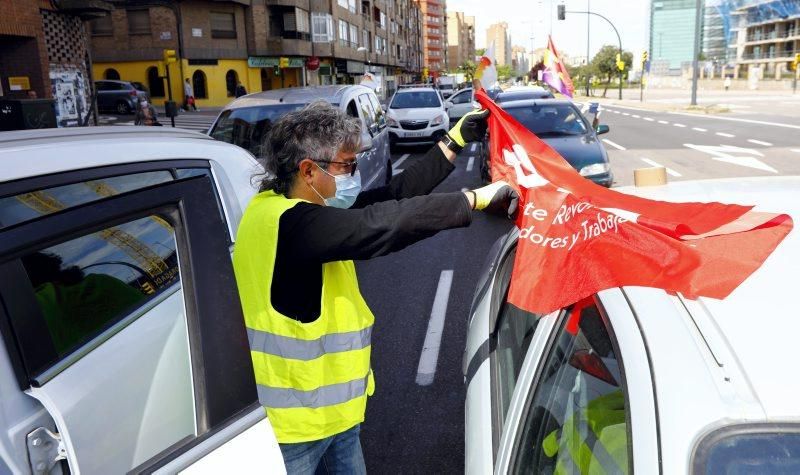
top-left (0, 0), bottom-right (112, 127)
top-left (90, 0), bottom-right (424, 107)
top-left (415, 0), bottom-right (447, 76)
top-left (649, 0), bottom-right (699, 75)
top-left (731, 0), bottom-right (800, 80)
top-left (511, 45), bottom-right (528, 75)
top-left (486, 21), bottom-right (511, 66)
top-left (445, 11), bottom-right (474, 71)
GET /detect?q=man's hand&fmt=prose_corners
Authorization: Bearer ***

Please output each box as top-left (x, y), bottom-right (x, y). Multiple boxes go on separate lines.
top-left (447, 109), bottom-right (489, 147)
top-left (466, 181), bottom-right (519, 219)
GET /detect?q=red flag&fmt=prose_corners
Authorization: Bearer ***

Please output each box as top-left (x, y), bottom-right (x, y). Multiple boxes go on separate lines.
top-left (475, 89), bottom-right (793, 315)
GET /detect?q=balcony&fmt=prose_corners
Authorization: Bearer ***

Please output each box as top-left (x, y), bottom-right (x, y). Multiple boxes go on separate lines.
top-left (740, 50), bottom-right (793, 61)
top-left (746, 30), bottom-right (798, 43)
top-left (265, 37), bottom-right (313, 56)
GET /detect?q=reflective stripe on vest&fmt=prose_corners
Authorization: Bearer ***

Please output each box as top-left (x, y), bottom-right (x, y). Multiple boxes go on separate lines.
top-left (247, 326), bottom-right (372, 361)
top-left (257, 373), bottom-right (370, 409)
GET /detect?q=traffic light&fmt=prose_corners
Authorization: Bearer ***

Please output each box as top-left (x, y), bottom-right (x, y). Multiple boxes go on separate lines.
top-left (557, 4), bottom-right (566, 20)
top-left (279, 57), bottom-right (290, 68)
top-left (793, 53), bottom-right (800, 71)
top-left (616, 53), bottom-right (625, 71)
top-left (642, 51), bottom-right (648, 64)
top-left (163, 49), bottom-right (177, 64)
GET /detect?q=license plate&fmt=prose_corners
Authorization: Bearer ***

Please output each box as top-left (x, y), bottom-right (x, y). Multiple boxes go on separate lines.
top-left (405, 131), bottom-right (424, 137)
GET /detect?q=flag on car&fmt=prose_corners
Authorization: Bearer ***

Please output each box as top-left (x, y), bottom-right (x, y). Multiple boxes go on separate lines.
top-left (474, 89), bottom-right (793, 315)
top-left (541, 35), bottom-right (575, 98)
top-left (475, 42), bottom-right (498, 89)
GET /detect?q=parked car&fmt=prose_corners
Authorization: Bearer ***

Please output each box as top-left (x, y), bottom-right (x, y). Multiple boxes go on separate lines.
top-left (209, 85), bottom-right (392, 191)
top-left (95, 79), bottom-right (149, 114)
top-left (0, 127), bottom-right (284, 474)
top-left (480, 99), bottom-right (612, 187)
top-left (444, 87), bottom-right (475, 123)
top-left (464, 176), bottom-right (800, 474)
top-left (385, 86), bottom-right (449, 150)
top-left (495, 86), bottom-right (554, 103)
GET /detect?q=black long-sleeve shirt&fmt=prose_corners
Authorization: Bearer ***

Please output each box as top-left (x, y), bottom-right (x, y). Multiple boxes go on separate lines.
top-left (272, 145), bottom-right (472, 322)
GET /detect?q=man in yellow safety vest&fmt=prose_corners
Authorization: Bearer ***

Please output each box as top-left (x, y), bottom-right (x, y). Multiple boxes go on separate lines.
top-left (233, 101), bottom-right (517, 473)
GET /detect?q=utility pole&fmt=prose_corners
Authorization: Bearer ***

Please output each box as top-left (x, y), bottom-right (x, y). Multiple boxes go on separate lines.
top-left (690, 0), bottom-right (702, 106)
top-left (586, 0), bottom-right (591, 97)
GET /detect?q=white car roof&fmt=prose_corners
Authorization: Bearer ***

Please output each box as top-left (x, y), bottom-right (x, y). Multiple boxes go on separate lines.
top-left (615, 176), bottom-right (800, 461)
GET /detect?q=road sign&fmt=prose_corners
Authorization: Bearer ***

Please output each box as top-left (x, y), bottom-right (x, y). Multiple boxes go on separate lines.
top-left (163, 49), bottom-right (177, 64)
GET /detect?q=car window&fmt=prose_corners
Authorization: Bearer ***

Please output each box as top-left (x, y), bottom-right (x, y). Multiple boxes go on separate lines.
top-left (511, 299), bottom-right (630, 474)
top-left (0, 171), bottom-right (173, 230)
top-left (210, 104), bottom-right (306, 156)
top-left (504, 104), bottom-right (588, 137)
top-left (346, 100), bottom-right (360, 119)
top-left (95, 82), bottom-right (109, 91)
top-left (451, 90), bottom-right (472, 105)
top-left (17, 214), bottom-right (180, 372)
top-left (358, 93), bottom-right (378, 134)
top-left (367, 93), bottom-right (386, 129)
top-left (390, 91), bottom-right (442, 109)
top-left (492, 248), bottom-right (541, 429)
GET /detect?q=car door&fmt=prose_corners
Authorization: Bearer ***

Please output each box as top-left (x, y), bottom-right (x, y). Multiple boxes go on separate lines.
top-left (356, 93), bottom-right (384, 190)
top-left (366, 92), bottom-right (391, 186)
top-left (447, 88), bottom-right (474, 122)
top-left (95, 81), bottom-right (110, 110)
top-left (0, 163), bottom-right (282, 474)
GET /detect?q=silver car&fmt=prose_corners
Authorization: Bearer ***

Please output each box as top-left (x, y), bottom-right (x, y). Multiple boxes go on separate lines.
top-left (209, 85), bottom-right (393, 191)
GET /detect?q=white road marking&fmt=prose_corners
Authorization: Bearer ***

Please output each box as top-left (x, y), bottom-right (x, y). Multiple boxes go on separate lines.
top-left (716, 132), bottom-right (735, 138)
top-left (622, 112), bottom-right (630, 116)
top-left (470, 143), bottom-right (477, 152)
top-left (641, 158), bottom-right (682, 177)
top-left (747, 139), bottom-right (773, 146)
top-left (416, 270), bottom-right (454, 386)
top-left (792, 149), bottom-right (800, 153)
top-left (602, 139), bottom-right (626, 151)
top-left (673, 123), bottom-right (686, 128)
top-left (466, 156), bottom-right (475, 172)
top-left (632, 114), bottom-right (641, 118)
top-left (644, 117), bottom-right (655, 122)
top-left (692, 127), bottom-right (707, 132)
top-left (392, 153), bottom-right (410, 171)
top-left (684, 143), bottom-right (777, 173)
top-left (392, 169), bottom-right (404, 176)
top-left (658, 120), bottom-right (669, 124)
top-left (668, 110), bottom-right (800, 130)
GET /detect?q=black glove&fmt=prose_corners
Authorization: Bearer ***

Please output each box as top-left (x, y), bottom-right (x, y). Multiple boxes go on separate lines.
top-left (447, 109), bottom-right (490, 147)
top-left (471, 181), bottom-right (519, 219)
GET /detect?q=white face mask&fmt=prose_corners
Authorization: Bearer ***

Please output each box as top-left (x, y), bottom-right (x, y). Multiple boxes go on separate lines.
top-left (309, 163), bottom-right (362, 209)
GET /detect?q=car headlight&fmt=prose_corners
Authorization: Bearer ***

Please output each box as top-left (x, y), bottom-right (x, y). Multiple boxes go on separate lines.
top-left (579, 163), bottom-right (610, 176)
top-left (431, 114), bottom-right (445, 126)
top-left (386, 116), bottom-right (399, 127)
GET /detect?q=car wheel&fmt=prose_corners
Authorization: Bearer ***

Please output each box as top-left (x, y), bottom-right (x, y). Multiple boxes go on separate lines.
top-left (116, 101), bottom-right (131, 115)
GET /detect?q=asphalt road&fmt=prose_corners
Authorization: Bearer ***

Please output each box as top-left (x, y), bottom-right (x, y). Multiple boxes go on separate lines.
top-left (596, 105), bottom-right (800, 186)
top-left (357, 144), bottom-right (512, 473)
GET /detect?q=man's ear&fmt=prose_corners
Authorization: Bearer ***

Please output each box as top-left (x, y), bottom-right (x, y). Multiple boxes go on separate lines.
top-left (298, 159), bottom-right (316, 183)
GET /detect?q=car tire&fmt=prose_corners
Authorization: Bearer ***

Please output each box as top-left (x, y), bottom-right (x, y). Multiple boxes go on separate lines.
top-left (116, 101), bottom-right (132, 115)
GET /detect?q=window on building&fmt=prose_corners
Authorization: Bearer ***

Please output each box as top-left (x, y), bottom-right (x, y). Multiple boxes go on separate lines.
top-left (348, 0), bottom-right (357, 13)
top-left (380, 12), bottom-right (387, 30)
top-left (339, 19), bottom-right (349, 47)
top-left (210, 12), bottom-right (236, 39)
top-left (350, 24), bottom-right (359, 47)
top-left (337, 0), bottom-right (348, 9)
top-left (192, 70), bottom-right (207, 99)
top-left (127, 9), bottom-right (151, 35)
top-left (295, 8), bottom-right (310, 33)
top-left (90, 15), bottom-right (113, 36)
top-left (363, 30), bottom-right (369, 51)
top-left (147, 67), bottom-right (165, 97)
top-left (104, 68), bottom-right (120, 80)
top-left (311, 12), bottom-right (334, 42)
top-left (225, 70), bottom-right (238, 97)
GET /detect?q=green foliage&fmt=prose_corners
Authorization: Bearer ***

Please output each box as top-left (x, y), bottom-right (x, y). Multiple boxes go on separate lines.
top-left (459, 60), bottom-right (477, 81)
top-left (475, 48), bottom-right (486, 57)
top-left (590, 45), bottom-right (634, 97)
top-left (497, 64), bottom-right (513, 79)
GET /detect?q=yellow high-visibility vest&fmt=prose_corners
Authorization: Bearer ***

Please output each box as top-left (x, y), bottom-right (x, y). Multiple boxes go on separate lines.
top-left (233, 191), bottom-right (375, 443)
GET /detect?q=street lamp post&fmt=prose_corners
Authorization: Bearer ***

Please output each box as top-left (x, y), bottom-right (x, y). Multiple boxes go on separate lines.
top-left (690, 0), bottom-right (702, 106)
top-left (561, 8), bottom-right (624, 100)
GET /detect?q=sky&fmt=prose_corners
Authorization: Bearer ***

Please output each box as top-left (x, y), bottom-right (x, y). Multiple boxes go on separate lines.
top-left (447, 0), bottom-right (651, 59)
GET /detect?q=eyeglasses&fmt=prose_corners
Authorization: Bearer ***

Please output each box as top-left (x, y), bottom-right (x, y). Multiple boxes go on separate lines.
top-left (312, 159), bottom-right (359, 177)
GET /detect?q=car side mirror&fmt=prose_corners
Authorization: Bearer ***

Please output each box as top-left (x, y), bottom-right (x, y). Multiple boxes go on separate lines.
top-left (596, 124), bottom-right (610, 135)
top-left (359, 131), bottom-right (374, 152)
top-left (444, 101), bottom-right (452, 110)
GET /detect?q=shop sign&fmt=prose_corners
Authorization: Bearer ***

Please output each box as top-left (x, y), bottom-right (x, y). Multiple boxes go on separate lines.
top-left (8, 77), bottom-right (30, 91)
top-left (306, 56), bottom-right (321, 71)
top-left (334, 59), bottom-right (348, 73)
top-left (319, 66), bottom-right (332, 76)
top-left (347, 61), bottom-right (365, 74)
top-left (248, 57), bottom-right (305, 68)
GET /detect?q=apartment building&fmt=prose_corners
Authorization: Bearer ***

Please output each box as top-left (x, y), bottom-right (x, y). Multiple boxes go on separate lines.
top-left (486, 21), bottom-right (511, 66)
top-left (415, 0), bottom-right (447, 76)
top-left (731, 0), bottom-right (800, 80)
top-left (89, 0), bottom-right (424, 107)
top-left (446, 11), bottom-right (474, 71)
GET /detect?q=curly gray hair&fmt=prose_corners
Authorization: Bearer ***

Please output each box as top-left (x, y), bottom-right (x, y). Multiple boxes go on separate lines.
top-left (257, 101), bottom-right (361, 194)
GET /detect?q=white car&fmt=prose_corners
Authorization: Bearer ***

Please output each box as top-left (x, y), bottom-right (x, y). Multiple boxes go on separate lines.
top-left (464, 176), bottom-right (800, 473)
top-left (386, 86), bottom-right (450, 149)
top-left (0, 127), bottom-right (284, 474)
top-left (444, 87), bottom-right (475, 124)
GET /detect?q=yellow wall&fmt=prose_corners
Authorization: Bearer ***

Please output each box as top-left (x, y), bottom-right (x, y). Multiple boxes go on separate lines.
top-left (93, 58), bottom-right (264, 108)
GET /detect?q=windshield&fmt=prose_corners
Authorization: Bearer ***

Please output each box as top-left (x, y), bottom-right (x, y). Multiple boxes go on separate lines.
top-left (504, 103), bottom-right (589, 137)
top-left (497, 90), bottom-right (553, 103)
top-left (390, 91), bottom-right (442, 109)
top-left (209, 104), bottom-right (306, 156)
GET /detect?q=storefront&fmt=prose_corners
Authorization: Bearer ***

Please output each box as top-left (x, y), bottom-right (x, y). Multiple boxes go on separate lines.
top-left (247, 57), bottom-right (305, 91)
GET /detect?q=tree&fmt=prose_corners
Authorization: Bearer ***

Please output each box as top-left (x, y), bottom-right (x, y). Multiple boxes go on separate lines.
top-left (590, 45), bottom-right (634, 97)
top-left (497, 64), bottom-right (513, 80)
top-left (529, 60), bottom-right (546, 83)
top-left (475, 48), bottom-right (486, 57)
top-left (459, 60), bottom-right (477, 82)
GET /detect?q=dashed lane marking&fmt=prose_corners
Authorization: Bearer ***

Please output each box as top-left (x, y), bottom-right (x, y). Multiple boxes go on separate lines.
top-left (392, 153), bottom-right (410, 171)
top-left (644, 117), bottom-right (655, 122)
top-left (747, 139), bottom-right (773, 146)
top-left (692, 127), bottom-right (707, 132)
top-left (602, 139), bottom-right (626, 151)
top-left (622, 112), bottom-right (630, 116)
top-left (632, 114), bottom-right (641, 118)
top-left (470, 143), bottom-right (477, 152)
top-left (673, 123), bottom-right (686, 128)
top-left (641, 158), bottom-right (682, 177)
top-left (416, 270), bottom-right (454, 386)
top-left (658, 120), bottom-right (669, 124)
top-left (716, 132), bottom-right (735, 138)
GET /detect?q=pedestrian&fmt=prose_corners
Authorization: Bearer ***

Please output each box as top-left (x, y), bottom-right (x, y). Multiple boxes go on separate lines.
top-left (184, 78), bottom-right (197, 111)
top-left (233, 102), bottom-right (516, 475)
top-left (134, 100), bottom-right (160, 126)
top-left (235, 81), bottom-right (247, 98)
top-left (724, 76), bottom-right (732, 91)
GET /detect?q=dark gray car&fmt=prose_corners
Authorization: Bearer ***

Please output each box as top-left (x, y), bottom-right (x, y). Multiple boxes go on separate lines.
top-left (95, 80), bottom-right (149, 115)
top-left (209, 85), bottom-right (392, 191)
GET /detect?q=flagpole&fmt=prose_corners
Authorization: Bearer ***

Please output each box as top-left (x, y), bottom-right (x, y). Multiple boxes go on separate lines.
top-left (586, 0), bottom-right (591, 97)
